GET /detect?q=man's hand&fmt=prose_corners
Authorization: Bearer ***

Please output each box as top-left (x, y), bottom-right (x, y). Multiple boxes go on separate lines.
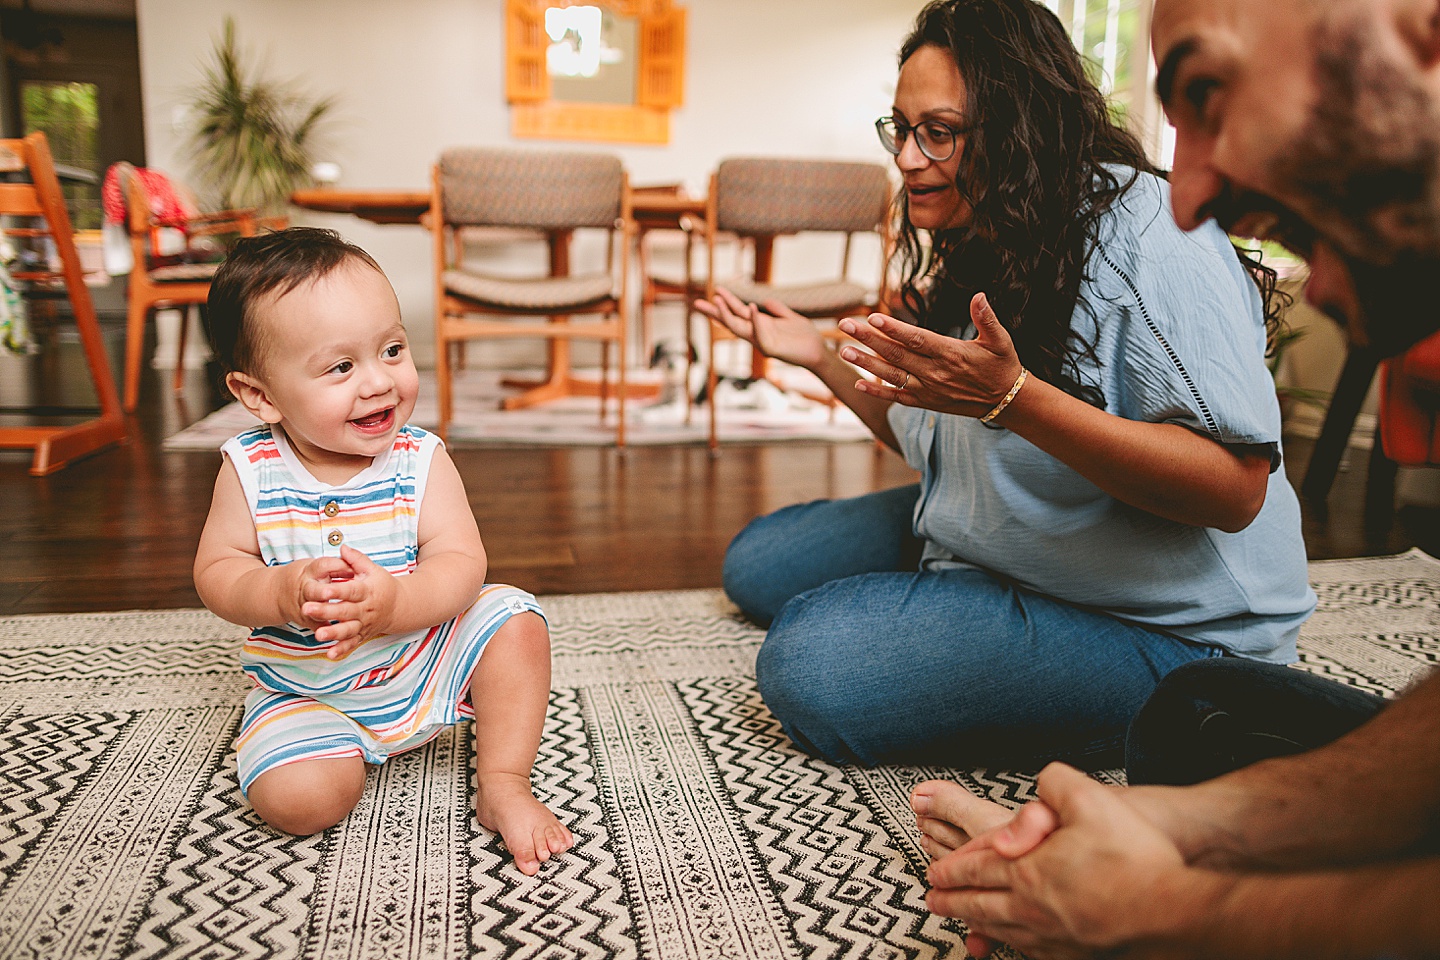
top-left (929, 763), bottom-right (1200, 960)
top-left (299, 545), bottom-right (400, 658)
top-left (911, 781), bottom-right (1059, 958)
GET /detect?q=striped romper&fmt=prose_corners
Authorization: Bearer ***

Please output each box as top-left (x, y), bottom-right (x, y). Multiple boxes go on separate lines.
top-left (224, 423), bottom-right (544, 794)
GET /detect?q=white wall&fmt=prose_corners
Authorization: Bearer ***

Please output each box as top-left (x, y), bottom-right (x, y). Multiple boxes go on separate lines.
top-left (136, 0), bottom-right (919, 364)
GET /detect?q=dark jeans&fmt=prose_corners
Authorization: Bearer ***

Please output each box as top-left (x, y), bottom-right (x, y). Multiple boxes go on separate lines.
top-left (1125, 657), bottom-right (1388, 786)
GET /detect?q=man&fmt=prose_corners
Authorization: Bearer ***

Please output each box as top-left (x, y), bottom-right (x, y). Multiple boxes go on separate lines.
top-left (915, 1), bottom-right (1440, 956)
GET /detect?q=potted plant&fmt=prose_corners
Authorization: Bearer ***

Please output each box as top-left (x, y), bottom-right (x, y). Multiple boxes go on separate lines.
top-left (187, 17), bottom-right (334, 218)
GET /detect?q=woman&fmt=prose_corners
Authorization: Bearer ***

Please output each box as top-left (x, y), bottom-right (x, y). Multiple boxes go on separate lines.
top-left (696, 0), bottom-right (1315, 769)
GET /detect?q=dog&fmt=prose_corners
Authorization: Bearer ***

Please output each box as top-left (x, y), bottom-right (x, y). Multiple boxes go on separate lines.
top-left (646, 339), bottom-right (700, 408)
top-left (647, 338), bottom-right (802, 413)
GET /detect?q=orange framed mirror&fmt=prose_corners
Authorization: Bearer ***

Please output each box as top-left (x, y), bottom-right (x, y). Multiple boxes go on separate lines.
top-left (505, 0), bottom-right (686, 145)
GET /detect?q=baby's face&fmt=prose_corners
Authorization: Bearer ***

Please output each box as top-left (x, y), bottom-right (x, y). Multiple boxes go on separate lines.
top-left (251, 260), bottom-right (419, 473)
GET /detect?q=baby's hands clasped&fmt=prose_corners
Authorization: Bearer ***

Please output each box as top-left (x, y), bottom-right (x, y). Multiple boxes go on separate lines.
top-left (293, 545), bottom-right (400, 659)
top-left (284, 554), bottom-right (353, 632)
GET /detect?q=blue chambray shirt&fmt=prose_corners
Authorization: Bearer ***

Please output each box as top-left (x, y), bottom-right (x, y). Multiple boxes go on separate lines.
top-left (887, 170), bottom-right (1315, 662)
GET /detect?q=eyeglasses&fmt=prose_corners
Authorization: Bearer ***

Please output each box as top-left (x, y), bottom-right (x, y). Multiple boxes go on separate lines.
top-left (875, 116), bottom-right (966, 163)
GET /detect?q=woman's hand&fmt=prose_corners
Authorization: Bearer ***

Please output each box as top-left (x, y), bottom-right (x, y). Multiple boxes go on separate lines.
top-left (840, 292), bottom-right (1024, 419)
top-left (694, 286), bottom-right (828, 372)
top-left (842, 292), bottom-right (1269, 530)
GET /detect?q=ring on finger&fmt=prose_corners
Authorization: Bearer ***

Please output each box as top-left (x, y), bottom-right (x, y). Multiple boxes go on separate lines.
top-left (899, 372), bottom-right (912, 391)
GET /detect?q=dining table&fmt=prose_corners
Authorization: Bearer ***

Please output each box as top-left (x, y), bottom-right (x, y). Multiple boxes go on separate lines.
top-left (288, 188), bottom-right (431, 225)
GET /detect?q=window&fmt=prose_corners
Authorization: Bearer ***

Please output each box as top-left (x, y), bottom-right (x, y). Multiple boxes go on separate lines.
top-left (1040, 0), bottom-right (1167, 163)
top-left (21, 80), bottom-right (101, 229)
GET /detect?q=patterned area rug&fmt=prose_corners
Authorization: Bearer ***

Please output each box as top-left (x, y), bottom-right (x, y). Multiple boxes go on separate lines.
top-left (2, 550), bottom-right (1439, 960)
top-left (162, 368), bottom-right (871, 450)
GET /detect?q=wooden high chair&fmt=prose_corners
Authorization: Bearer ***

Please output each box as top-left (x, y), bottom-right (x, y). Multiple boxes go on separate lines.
top-left (0, 132), bottom-right (126, 476)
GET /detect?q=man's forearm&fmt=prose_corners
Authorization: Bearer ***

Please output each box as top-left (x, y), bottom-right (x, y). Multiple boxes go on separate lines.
top-left (1132, 668), bottom-right (1440, 870)
top-left (1144, 857), bottom-right (1440, 960)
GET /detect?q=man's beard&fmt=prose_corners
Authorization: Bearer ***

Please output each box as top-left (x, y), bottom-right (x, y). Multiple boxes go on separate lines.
top-left (1268, 11), bottom-right (1440, 353)
top-left (1278, 11), bottom-right (1440, 266)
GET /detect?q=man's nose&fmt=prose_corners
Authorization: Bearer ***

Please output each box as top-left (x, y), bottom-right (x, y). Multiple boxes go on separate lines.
top-left (1166, 130), bottom-right (1224, 231)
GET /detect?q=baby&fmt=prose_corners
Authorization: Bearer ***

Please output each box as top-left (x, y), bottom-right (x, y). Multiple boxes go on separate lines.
top-left (193, 227), bottom-right (572, 875)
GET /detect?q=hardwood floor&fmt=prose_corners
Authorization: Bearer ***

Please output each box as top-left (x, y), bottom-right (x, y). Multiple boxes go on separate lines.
top-left (2, 332), bottom-right (1436, 616)
top-left (0, 343), bottom-right (919, 612)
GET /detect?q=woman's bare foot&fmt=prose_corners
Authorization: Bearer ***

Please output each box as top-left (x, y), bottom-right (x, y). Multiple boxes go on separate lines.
top-left (910, 779), bottom-right (1016, 859)
top-left (475, 772), bottom-right (574, 876)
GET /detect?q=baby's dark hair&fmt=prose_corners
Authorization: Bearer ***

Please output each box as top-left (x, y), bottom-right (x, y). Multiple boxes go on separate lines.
top-left (205, 226), bottom-right (384, 375)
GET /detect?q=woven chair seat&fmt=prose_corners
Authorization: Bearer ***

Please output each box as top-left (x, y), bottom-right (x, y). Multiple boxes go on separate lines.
top-left (722, 278), bottom-right (873, 318)
top-left (645, 263), bottom-right (696, 289)
top-left (148, 262), bottom-right (221, 283)
top-left (443, 269), bottom-right (615, 312)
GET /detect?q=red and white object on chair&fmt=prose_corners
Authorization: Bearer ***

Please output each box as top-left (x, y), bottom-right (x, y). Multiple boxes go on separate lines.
top-left (1378, 330), bottom-right (1440, 466)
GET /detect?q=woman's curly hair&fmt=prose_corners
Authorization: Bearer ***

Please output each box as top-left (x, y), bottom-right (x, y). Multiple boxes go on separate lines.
top-left (893, 0), bottom-right (1283, 407)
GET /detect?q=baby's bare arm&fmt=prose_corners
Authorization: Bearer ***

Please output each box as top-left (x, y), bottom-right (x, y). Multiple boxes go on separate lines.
top-left (381, 445), bottom-right (487, 635)
top-left (193, 460), bottom-right (344, 631)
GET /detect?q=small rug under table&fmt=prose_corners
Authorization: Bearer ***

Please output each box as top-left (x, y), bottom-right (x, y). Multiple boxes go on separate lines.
top-left (162, 368), bottom-right (872, 450)
top-left (2, 550), bottom-right (1438, 960)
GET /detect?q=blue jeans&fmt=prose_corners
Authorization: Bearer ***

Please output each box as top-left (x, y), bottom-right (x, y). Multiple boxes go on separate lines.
top-left (725, 485), bottom-right (1223, 768)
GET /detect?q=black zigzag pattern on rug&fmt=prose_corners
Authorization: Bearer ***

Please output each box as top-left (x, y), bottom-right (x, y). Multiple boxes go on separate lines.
top-left (1, 549), bottom-right (1438, 959)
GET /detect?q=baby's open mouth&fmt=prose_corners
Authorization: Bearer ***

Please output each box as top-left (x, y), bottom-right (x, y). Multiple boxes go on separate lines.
top-left (351, 408), bottom-right (393, 429)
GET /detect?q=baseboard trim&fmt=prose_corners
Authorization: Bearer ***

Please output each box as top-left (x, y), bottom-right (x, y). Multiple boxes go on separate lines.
top-left (1284, 408), bottom-right (1376, 451)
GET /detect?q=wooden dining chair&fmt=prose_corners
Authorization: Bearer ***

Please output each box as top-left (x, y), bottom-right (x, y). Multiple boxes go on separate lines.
top-left (111, 162), bottom-right (257, 412)
top-left (702, 156), bottom-right (894, 449)
top-left (0, 132), bottom-right (126, 474)
top-left (431, 148), bottom-right (634, 445)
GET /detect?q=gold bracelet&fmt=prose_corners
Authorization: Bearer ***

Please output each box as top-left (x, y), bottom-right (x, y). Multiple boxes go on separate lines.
top-left (980, 367), bottom-right (1028, 423)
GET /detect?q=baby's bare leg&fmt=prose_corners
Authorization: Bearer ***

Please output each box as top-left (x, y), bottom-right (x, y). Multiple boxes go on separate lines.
top-left (910, 779), bottom-right (1015, 858)
top-left (248, 757), bottom-right (367, 836)
top-left (470, 611), bottom-right (573, 875)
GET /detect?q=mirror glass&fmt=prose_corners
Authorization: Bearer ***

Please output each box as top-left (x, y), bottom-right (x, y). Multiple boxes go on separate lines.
top-left (546, 5), bottom-right (639, 106)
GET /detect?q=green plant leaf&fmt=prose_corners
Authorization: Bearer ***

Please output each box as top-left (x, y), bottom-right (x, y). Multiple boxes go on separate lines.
top-left (186, 17), bottom-right (335, 215)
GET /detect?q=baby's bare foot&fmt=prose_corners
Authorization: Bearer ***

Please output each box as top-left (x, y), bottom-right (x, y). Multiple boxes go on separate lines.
top-left (475, 772), bottom-right (573, 876)
top-left (910, 779), bottom-right (1015, 858)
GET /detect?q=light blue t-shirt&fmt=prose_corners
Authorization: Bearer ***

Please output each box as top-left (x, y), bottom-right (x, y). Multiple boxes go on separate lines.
top-left (887, 170), bottom-right (1315, 663)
